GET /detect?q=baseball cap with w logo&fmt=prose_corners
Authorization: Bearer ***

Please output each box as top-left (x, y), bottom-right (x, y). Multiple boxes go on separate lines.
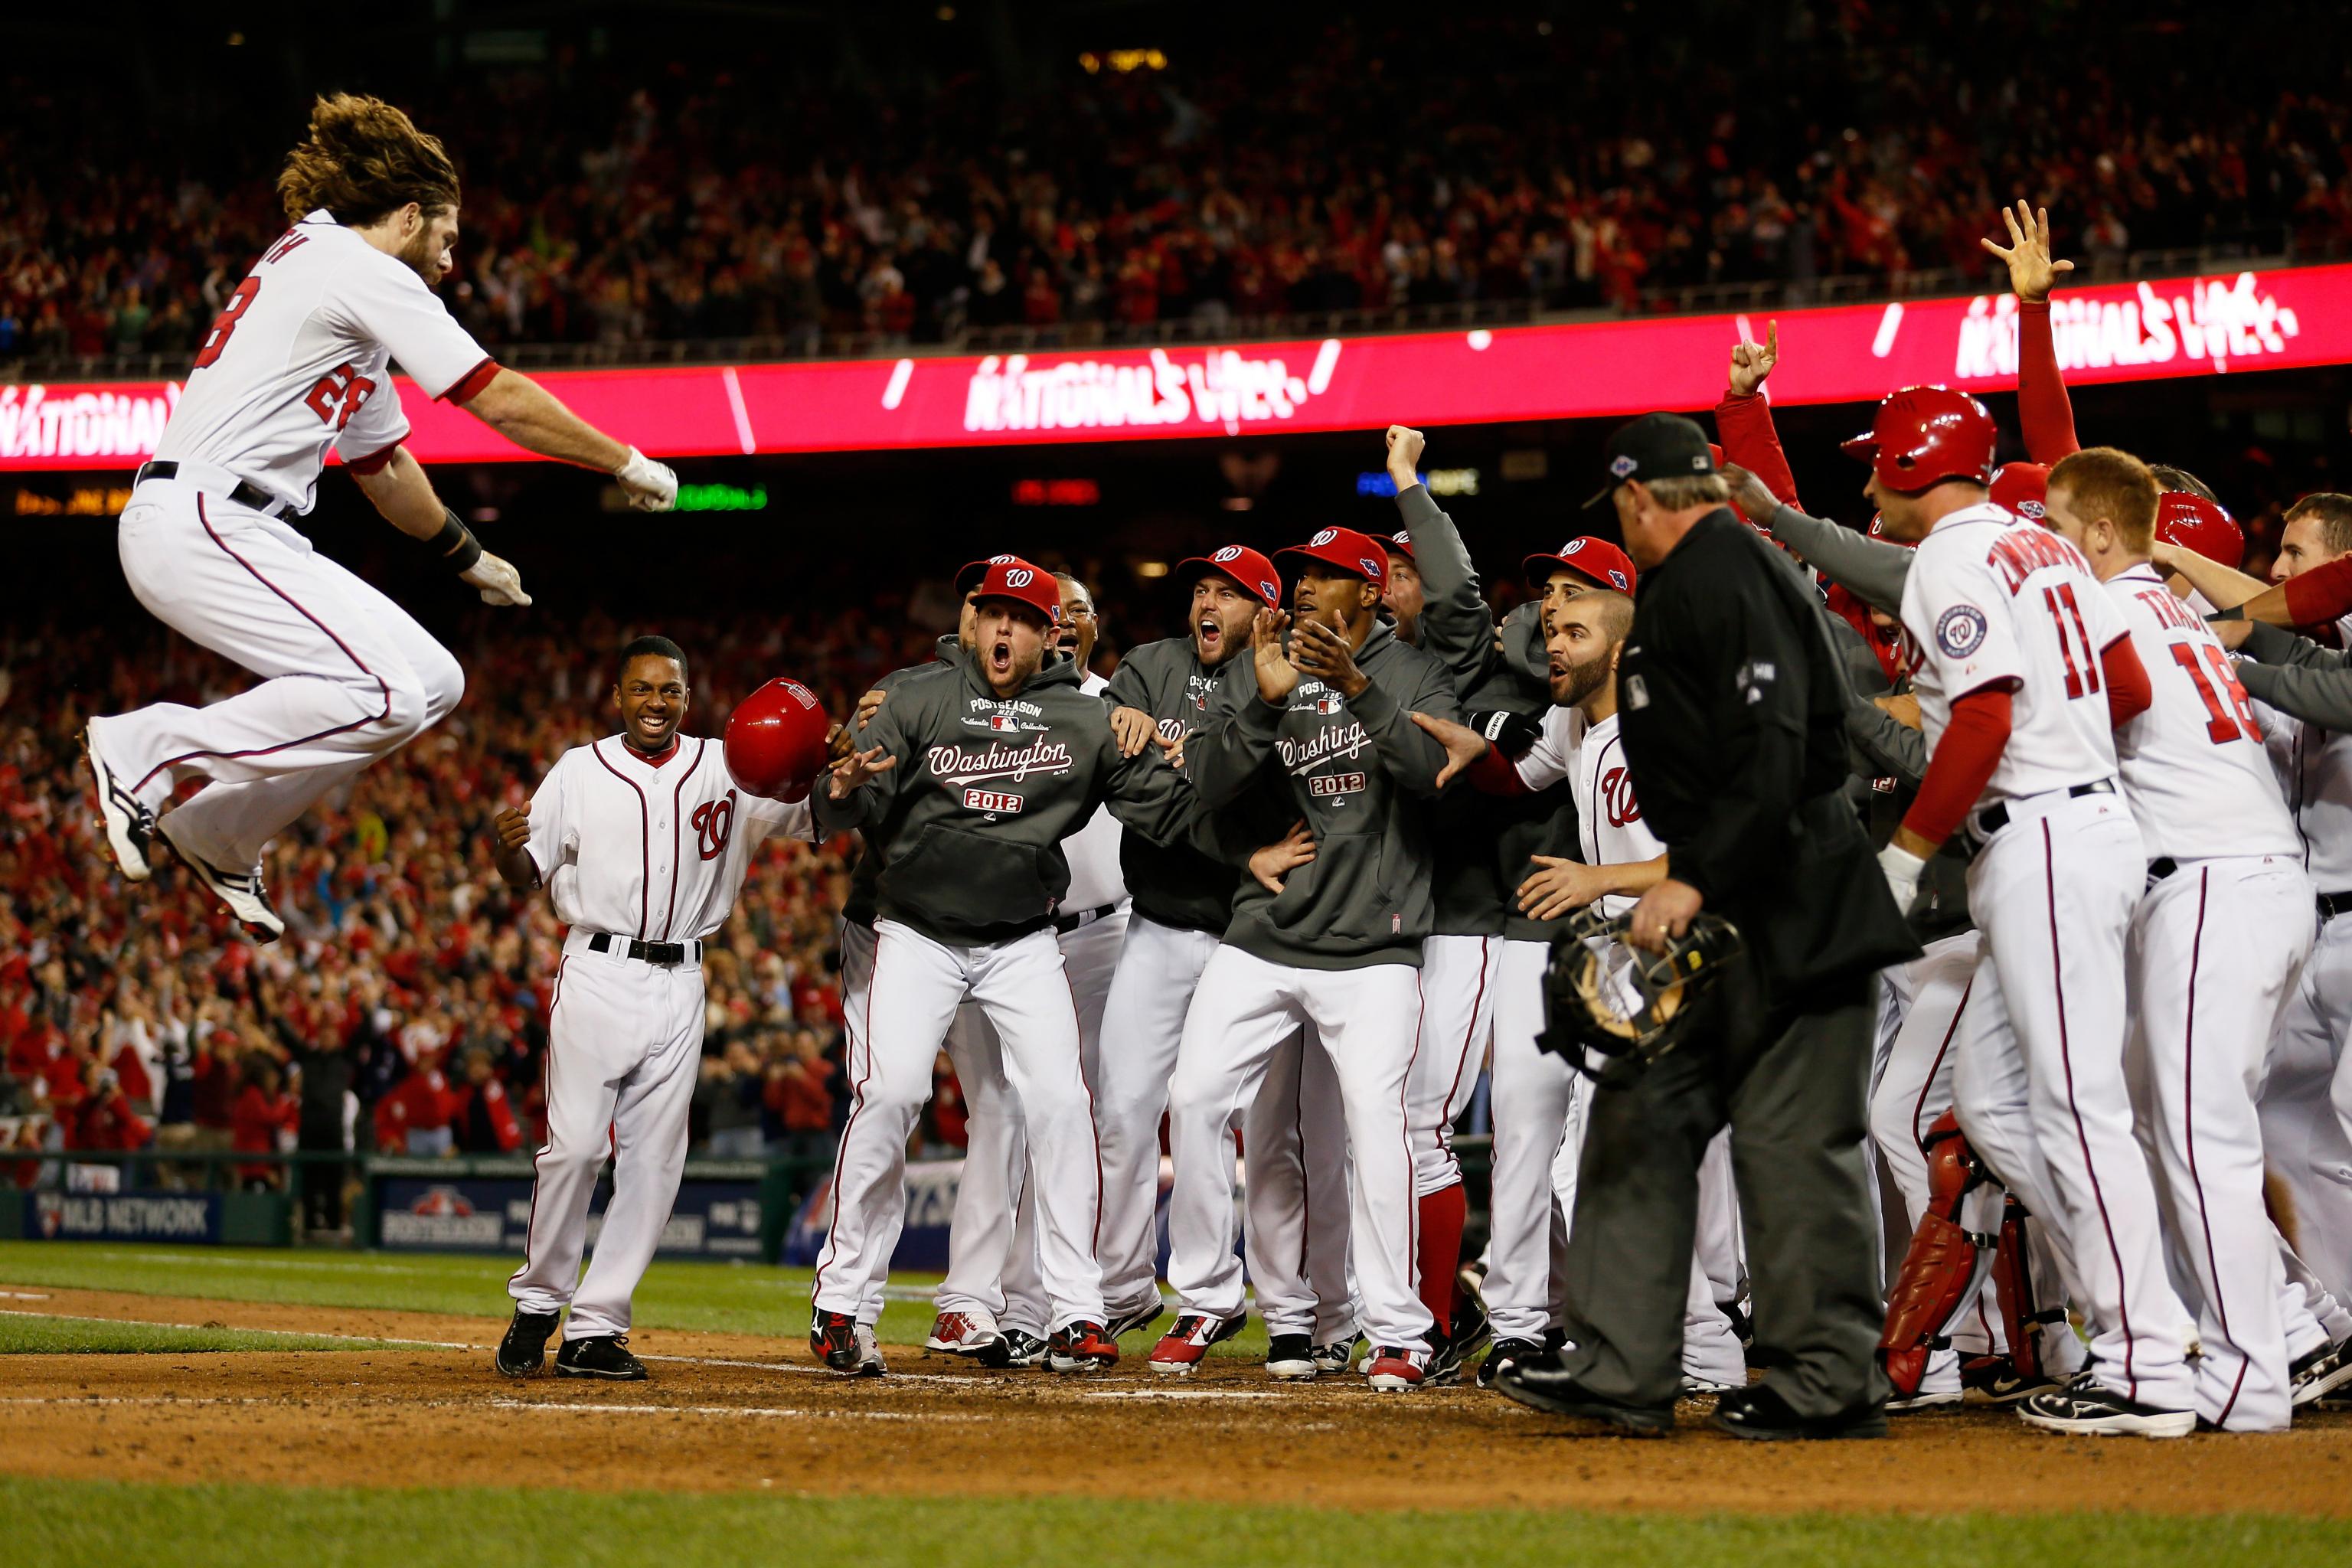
top-left (1173, 544), bottom-right (1283, 609)
top-left (1524, 536), bottom-right (1638, 595)
top-left (962, 556), bottom-right (1062, 623)
top-left (1276, 526), bottom-right (1390, 590)
top-left (956, 554), bottom-right (1023, 595)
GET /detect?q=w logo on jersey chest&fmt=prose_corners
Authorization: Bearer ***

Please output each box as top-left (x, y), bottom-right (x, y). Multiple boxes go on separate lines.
top-left (691, 791), bottom-right (737, 860)
top-left (1599, 766), bottom-right (1642, 829)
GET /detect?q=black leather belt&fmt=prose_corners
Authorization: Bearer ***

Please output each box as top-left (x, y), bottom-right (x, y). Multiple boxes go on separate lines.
top-left (2319, 891), bottom-right (2352, 923)
top-left (588, 932), bottom-right (702, 965)
top-left (1975, 779), bottom-right (2114, 838)
top-left (1053, 903), bottom-right (1118, 936)
top-left (2148, 857), bottom-right (2179, 881)
top-left (134, 459), bottom-right (290, 518)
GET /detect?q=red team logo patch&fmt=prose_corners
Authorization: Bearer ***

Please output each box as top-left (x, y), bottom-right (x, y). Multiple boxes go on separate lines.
top-left (691, 791), bottom-right (737, 860)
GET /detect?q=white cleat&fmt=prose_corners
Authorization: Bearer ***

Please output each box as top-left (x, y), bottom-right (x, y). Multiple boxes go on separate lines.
top-left (2017, 1376), bottom-right (2194, 1438)
top-left (159, 816), bottom-right (285, 943)
top-left (81, 726), bottom-right (155, 881)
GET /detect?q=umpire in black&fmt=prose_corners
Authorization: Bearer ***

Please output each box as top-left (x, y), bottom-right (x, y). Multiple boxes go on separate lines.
top-left (1498, 414), bottom-right (1918, 1439)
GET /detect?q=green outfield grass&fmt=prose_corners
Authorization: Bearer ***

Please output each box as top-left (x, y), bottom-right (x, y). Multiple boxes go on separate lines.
top-left (0, 1242), bottom-right (1272, 1361)
top-left (6, 1477), bottom-right (2347, 1568)
top-left (0, 1313), bottom-right (416, 1355)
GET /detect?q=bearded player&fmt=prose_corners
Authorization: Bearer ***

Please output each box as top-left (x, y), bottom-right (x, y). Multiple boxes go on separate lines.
top-left (83, 93), bottom-right (676, 940)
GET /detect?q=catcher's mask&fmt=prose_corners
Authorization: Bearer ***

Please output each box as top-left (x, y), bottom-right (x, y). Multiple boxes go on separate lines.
top-left (1537, 907), bottom-right (1745, 1075)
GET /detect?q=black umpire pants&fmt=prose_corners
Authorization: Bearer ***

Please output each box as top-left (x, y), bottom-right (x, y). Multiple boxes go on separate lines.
top-left (1553, 956), bottom-right (1886, 1418)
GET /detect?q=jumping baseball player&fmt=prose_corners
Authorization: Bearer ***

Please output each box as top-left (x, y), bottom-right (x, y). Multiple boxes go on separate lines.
top-left (929, 571), bottom-right (1135, 1364)
top-left (83, 94), bottom-right (676, 939)
top-left (1099, 547), bottom-right (1362, 1375)
top-left (2034, 446), bottom-right (2315, 1429)
top-left (810, 557), bottom-right (1205, 1376)
top-left (1148, 528), bottom-right (1459, 1390)
top-left (1857, 387), bottom-right (2205, 1438)
top-left (487, 637), bottom-right (810, 1380)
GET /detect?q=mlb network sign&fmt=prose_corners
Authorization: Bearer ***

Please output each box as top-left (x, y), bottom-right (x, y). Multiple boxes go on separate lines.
top-left (8, 263), bottom-right (2348, 471)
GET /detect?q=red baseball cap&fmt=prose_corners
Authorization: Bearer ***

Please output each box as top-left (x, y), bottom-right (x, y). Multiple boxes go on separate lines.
top-left (1385, 529), bottom-right (1416, 562)
top-left (964, 557), bottom-right (1061, 625)
top-left (1174, 544), bottom-right (1283, 609)
top-left (1524, 536), bottom-right (1638, 596)
top-left (1991, 462), bottom-right (2051, 522)
top-left (956, 554), bottom-right (1023, 595)
top-left (1276, 527), bottom-right (1390, 591)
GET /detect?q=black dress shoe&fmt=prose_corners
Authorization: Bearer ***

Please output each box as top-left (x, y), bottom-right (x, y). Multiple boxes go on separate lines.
top-left (555, 1334), bottom-right (648, 1380)
top-left (1492, 1351), bottom-right (1675, 1436)
top-left (1711, 1383), bottom-right (1886, 1441)
top-left (494, 1309), bottom-right (560, 1377)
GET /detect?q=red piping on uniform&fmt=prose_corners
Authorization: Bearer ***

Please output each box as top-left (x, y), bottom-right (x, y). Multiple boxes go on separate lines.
top-left (1436, 939), bottom-right (1492, 1187)
top-left (1913, 975), bottom-right (1974, 1157)
top-left (2180, 870), bottom-right (2249, 1426)
top-left (136, 495), bottom-right (396, 793)
top-left (662, 740), bottom-right (706, 940)
top-left (590, 740), bottom-right (652, 939)
top-left (343, 438), bottom-right (404, 475)
top-left (508, 954), bottom-right (567, 1297)
top-left (2045, 818), bottom-right (2138, 1397)
top-left (442, 356), bottom-right (501, 405)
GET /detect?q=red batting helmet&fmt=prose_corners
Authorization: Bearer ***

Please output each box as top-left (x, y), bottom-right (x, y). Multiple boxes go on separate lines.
top-left (1524, 537), bottom-right (1638, 595)
top-left (1991, 462), bottom-right (2050, 523)
top-left (2156, 492), bottom-right (2245, 570)
top-left (725, 677), bottom-right (831, 802)
top-left (1841, 386), bottom-right (1998, 493)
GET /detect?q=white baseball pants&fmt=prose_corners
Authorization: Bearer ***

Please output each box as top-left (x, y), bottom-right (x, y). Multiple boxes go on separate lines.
top-left (1240, 1026), bottom-right (1358, 1342)
top-left (1952, 792), bottom-right (2199, 1411)
top-left (2128, 855), bottom-right (2314, 1430)
top-left (832, 918), bottom-right (891, 1325)
top-left (508, 931), bottom-right (705, 1338)
top-left (96, 484), bottom-right (464, 871)
top-left (1484, 939), bottom-right (1586, 1344)
top-left (1093, 915), bottom-right (1223, 1320)
top-left (936, 908), bottom-right (1129, 1336)
top-left (1409, 934), bottom-right (1501, 1197)
top-left (812, 920), bottom-right (1105, 1331)
top-left (2264, 908), bottom-right (2352, 1302)
top-left (1165, 948), bottom-right (1433, 1349)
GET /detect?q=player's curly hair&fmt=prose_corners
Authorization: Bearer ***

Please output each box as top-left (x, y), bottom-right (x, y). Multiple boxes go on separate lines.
top-left (276, 93), bottom-right (460, 226)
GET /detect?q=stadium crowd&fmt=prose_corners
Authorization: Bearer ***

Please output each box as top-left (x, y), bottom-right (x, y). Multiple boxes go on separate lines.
top-left (0, 600), bottom-right (1005, 1217)
top-left (4, 5), bottom-right (2350, 368)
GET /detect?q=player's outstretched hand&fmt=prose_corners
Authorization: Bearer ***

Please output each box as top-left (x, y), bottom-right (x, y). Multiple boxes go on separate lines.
top-left (615, 446), bottom-right (679, 511)
top-left (463, 551), bottom-right (533, 607)
top-left (854, 688), bottom-right (888, 731)
top-left (1384, 425), bottom-right (1427, 492)
top-left (1623, 877), bottom-right (1703, 954)
top-left (1410, 710), bottom-right (1491, 789)
top-left (1291, 617), bottom-right (1369, 698)
top-left (1109, 705), bottom-right (1178, 760)
top-left (1250, 607), bottom-right (1299, 705)
top-left (1249, 820), bottom-right (1318, 894)
top-left (828, 744), bottom-right (897, 799)
top-left (1517, 856), bottom-right (1614, 921)
top-left (1981, 200), bottom-right (2073, 305)
top-left (1727, 320), bottom-right (1778, 397)
top-left (492, 807), bottom-right (531, 854)
top-left (1718, 463), bottom-right (1784, 531)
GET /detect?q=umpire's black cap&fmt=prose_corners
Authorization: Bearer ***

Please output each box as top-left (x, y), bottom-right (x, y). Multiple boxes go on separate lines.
top-left (1583, 413), bottom-right (1718, 508)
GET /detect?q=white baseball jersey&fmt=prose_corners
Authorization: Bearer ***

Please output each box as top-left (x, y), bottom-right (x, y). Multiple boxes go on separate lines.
top-left (155, 211), bottom-right (494, 513)
top-left (1899, 504), bottom-right (2126, 805)
top-left (1060, 672), bottom-right (1131, 911)
top-left (1515, 707), bottom-right (1664, 916)
top-left (2103, 564), bottom-right (2297, 861)
top-left (526, 735), bottom-right (810, 942)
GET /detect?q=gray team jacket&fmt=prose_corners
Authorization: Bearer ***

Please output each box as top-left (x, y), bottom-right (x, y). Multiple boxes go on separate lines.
top-left (1102, 636), bottom-right (1281, 935)
top-left (841, 634), bottom-right (959, 929)
top-left (816, 645), bottom-right (1201, 946)
top-left (2236, 622), bottom-right (2352, 730)
top-left (1394, 484), bottom-right (1578, 942)
top-left (1188, 620), bottom-right (1460, 969)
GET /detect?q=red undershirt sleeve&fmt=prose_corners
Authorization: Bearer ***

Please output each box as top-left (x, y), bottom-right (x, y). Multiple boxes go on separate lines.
top-left (2016, 301), bottom-right (2080, 463)
top-left (1900, 687), bottom-right (2014, 845)
top-left (1713, 390), bottom-right (1802, 511)
top-left (2102, 635), bottom-right (2151, 728)
top-left (1465, 743), bottom-right (1530, 795)
top-left (2284, 554), bottom-right (2352, 628)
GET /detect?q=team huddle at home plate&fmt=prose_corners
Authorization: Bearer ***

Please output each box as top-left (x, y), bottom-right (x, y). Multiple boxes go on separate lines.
top-left (71, 94), bottom-right (2352, 1442)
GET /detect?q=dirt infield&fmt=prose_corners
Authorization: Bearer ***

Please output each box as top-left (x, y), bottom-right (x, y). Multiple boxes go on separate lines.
top-left (4, 1284), bottom-right (2347, 1515)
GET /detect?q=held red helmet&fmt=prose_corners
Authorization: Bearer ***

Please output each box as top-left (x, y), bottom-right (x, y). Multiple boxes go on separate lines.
top-left (1841, 386), bottom-right (1998, 493)
top-left (725, 677), bottom-right (831, 802)
top-left (2155, 492), bottom-right (2245, 570)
